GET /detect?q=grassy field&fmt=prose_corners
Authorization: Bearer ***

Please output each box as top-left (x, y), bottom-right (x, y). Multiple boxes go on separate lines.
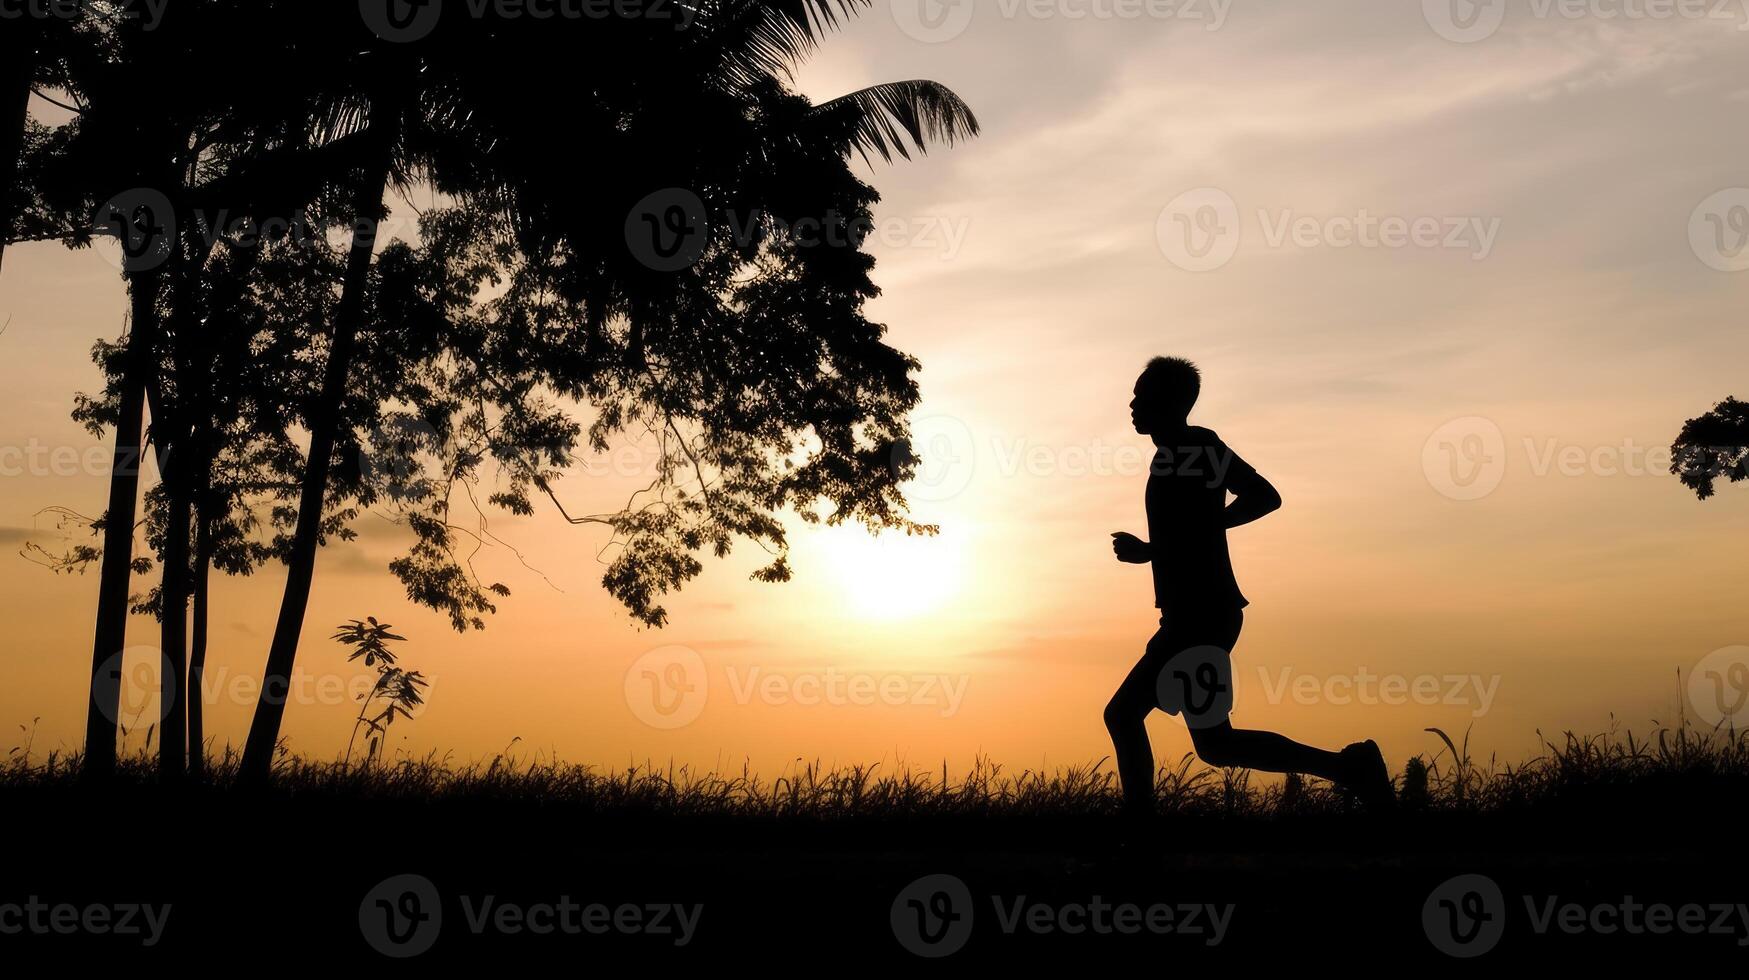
top-left (5, 724), bottom-right (1747, 964)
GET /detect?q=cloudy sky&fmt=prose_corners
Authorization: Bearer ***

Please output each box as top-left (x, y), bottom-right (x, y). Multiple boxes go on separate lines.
top-left (2, 1), bottom-right (1747, 778)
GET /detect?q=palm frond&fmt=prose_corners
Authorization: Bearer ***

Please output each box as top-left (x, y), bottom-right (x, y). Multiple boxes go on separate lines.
top-left (811, 79), bottom-right (982, 163)
top-left (702, 0), bottom-right (872, 84)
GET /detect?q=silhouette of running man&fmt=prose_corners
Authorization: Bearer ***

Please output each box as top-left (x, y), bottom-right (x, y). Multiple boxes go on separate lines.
top-left (1105, 357), bottom-right (1393, 814)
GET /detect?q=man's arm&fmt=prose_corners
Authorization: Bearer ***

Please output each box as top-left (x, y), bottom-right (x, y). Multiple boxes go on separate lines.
top-left (1222, 452), bottom-right (1282, 529)
top-left (1110, 531), bottom-right (1152, 563)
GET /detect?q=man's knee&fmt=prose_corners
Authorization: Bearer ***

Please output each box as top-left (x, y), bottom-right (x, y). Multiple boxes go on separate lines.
top-left (1190, 726), bottom-right (1240, 767)
top-left (1104, 695), bottom-right (1147, 733)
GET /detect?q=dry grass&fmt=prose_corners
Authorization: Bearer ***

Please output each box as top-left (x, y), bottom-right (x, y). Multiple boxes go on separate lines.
top-left (7, 721), bottom-right (1745, 822)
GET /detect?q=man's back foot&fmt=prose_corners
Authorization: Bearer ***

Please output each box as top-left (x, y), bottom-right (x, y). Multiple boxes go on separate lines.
top-left (1339, 739), bottom-right (1396, 811)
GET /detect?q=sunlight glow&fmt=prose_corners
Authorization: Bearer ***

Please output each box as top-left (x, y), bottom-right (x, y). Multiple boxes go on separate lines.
top-left (817, 527), bottom-right (966, 621)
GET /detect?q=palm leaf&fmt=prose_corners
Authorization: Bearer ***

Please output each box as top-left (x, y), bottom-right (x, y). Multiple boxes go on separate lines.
top-left (704, 0), bottom-right (871, 84)
top-left (811, 79), bottom-right (982, 163)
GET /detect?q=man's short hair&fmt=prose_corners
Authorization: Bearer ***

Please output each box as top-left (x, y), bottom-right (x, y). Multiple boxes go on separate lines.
top-left (1140, 356), bottom-right (1201, 413)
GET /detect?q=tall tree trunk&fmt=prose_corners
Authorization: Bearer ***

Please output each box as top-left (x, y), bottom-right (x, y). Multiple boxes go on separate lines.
top-left (0, 38), bottom-right (32, 278)
top-left (183, 236), bottom-right (264, 781)
top-left (158, 446), bottom-right (190, 780)
top-left (153, 225), bottom-right (219, 781)
top-left (188, 501), bottom-right (211, 780)
top-left (239, 152), bottom-right (391, 785)
top-left (82, 269), bottom-right (160, 779)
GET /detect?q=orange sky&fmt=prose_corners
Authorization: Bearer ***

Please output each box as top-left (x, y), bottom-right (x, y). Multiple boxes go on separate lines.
top-left (3, 3), bottom-right (1748, 778)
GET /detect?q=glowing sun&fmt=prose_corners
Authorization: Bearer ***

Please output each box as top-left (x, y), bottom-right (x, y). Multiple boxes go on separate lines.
top-left (815, 526), bottom-right (966, 621)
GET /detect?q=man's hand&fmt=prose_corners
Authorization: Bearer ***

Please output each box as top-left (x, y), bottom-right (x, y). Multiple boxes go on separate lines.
top-left (1110, 531), bottom-right (1152, 564)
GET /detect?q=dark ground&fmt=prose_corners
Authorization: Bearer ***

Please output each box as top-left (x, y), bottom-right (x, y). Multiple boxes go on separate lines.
top-left (5, 766), bottom-right (1747, 967)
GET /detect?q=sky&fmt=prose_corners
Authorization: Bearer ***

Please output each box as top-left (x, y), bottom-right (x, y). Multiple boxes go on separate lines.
top-left (2, 0), bottom-right (1748, 780)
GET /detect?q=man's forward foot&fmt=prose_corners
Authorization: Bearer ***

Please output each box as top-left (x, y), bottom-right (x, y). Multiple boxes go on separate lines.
top-left (1339, 739), bottom-right (1396, 811)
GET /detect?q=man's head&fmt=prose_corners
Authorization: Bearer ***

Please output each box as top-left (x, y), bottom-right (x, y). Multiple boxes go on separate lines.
top-left (1130, 356), bottom-right (1201, 435)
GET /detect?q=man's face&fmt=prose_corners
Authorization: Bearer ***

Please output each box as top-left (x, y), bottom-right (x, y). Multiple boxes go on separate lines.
top-left (1130, 374), bottom-right (1187, 436)
top-left (1130, 376), bottom-right (1158, 435)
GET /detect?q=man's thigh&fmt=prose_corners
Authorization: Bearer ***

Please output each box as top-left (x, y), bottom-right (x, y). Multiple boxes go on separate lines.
top-left (1152, 610), bottom-right (1242, 728)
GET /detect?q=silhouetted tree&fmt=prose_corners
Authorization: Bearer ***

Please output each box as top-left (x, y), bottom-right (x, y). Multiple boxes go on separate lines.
top-left (1671, 397), bottom-right (1749, 499)
top-left (24, 1), bottom-right (390, 777)
top-left (235, 1), bottom-right (978, 783)
top-left (0, 3), bottom-right (79, 274)
top-left (16, 2), bottom-right (976, 786)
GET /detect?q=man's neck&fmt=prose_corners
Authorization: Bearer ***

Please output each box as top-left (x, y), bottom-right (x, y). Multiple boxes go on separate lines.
top-left (1151, 421), bottom-right (1191, 447)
